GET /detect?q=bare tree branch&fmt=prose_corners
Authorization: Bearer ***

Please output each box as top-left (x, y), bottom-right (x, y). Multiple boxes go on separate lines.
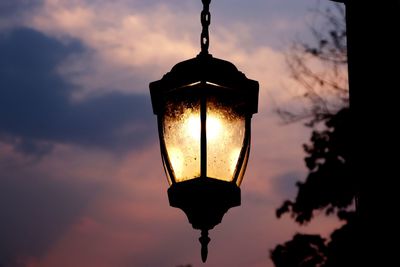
top-left (278, 3), bottom-right (348, 127)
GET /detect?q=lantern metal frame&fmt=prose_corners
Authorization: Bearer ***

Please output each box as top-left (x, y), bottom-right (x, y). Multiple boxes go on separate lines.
top-left (150, 52), bottom-right (259, 261)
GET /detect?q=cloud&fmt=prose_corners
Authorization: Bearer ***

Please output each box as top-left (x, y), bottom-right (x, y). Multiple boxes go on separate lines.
top-left (0, 28), bottom-right (156, 156)
top-left (26, 0), bottom-right (199, 96)
top-left (0, 144), bottom-right (192, 267)
top-left (24, 0), bottom-right (305, 102)
top-left (0, 169), bottom-right (101, 267)
top-left (0, 0), bottom-right (43, 30)
top-left (0, 0), bottom-right (42, 15)
top-left (0, 2), bottom-right (345, 267)
top-left (269, 172), bottom-right (304, 201)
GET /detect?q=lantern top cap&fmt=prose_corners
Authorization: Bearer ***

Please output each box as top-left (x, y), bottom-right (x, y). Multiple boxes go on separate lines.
top-left (149, 53), bottom-right (259, 115)
top-left (150, 53), bottom-right (259, 93)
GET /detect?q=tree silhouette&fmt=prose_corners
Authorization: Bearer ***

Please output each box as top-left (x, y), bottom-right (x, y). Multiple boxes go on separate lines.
top-left (276, 108), bottom-right (355, 224)
top-left (271, 210), bottom-right (357, 267)
top-left (278, 3), bottom-right (347, 126)
top-left (272, 108), bottom-right (357, 267)
top-left (271, 234), bottom-right (327, 267)
top-left (271, 4), bottom-right (357, 267)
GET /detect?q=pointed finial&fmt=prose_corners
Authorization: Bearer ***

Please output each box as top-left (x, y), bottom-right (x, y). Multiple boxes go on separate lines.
top-left (199, 229), bottom-right (210, 262)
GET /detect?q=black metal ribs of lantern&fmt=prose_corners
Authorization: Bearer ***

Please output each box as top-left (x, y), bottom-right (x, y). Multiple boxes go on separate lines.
top-left (150, 53), bottom-right (259, 262)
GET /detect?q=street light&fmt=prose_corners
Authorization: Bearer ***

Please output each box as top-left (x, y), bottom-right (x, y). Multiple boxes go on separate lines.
top-left (149, 0), bottom-right (259, 262)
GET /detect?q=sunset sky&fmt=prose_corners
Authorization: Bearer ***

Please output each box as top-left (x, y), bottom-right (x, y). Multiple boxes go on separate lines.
top-left (0, 1), bottom-right (343, 267)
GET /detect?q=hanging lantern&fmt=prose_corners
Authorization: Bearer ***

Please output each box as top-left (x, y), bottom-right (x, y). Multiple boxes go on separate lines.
top-left (149, 0), bottom-right (258, 262)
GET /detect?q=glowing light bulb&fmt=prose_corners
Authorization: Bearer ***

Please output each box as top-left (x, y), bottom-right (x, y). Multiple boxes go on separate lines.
top-left (186, 114), bottom-right (201, 140)
top-left (206, 115), bottom-right (222, 140)
top-left (185, 112), bottom-right (223, 141)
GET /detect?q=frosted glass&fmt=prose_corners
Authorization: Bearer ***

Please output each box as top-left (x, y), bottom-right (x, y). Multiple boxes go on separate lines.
top-left (206, 101), bottom-right (245, 181)
top-left (163, 101), bottom-right (200, 182)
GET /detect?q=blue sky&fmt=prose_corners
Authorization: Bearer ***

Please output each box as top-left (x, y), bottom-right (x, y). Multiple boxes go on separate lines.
top-left (0, 1), bottom-right (342, 267)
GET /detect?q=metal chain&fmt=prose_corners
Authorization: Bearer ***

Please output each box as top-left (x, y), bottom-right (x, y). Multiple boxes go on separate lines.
top-left (201, 0), bottom-right (211, 54)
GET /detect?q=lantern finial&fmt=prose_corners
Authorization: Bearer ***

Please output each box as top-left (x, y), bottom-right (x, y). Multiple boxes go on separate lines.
top-left (199, 229), bottom-right (210, 262)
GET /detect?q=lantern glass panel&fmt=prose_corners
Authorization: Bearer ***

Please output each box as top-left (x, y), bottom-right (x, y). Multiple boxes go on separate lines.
top-left (163, 99), bottom-right (201, 182)
top-left (206, 99), bottom-right (245, 182)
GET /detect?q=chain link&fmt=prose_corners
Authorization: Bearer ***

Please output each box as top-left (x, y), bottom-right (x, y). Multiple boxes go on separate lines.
top-left (201, 0), bottom-right (211, 54)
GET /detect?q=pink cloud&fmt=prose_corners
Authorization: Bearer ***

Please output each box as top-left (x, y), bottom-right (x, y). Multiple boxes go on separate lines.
top-left (1, 139), bottom-right (340, 267)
